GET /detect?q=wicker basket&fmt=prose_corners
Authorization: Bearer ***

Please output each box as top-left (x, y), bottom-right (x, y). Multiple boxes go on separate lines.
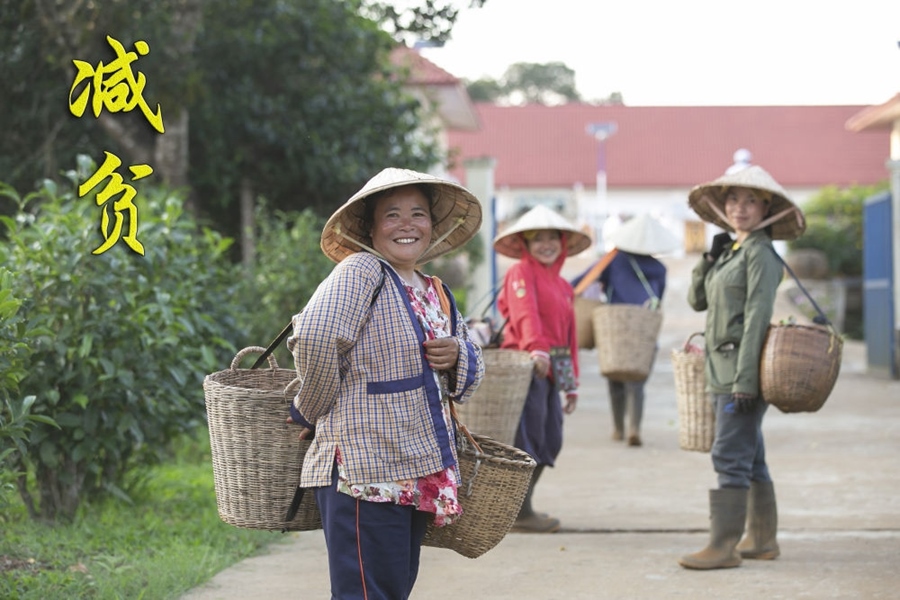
top-left (422, 424), bottom-right (536, 559)
top-left (671, 333), bottom-right (715, 452)
top-left (203, 346), bottom-right (321, 532)
top-left (454, 349), bottom-right (533, 445)
top-left (593, 303), bottom-right (663, 381)
top-left (760, 324), bottom-right (843, 413)
top-left (574, 296), bottom-right (603, 349)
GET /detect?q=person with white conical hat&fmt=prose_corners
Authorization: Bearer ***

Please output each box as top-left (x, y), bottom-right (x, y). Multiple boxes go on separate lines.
top-left (493, 204), bottom-right (590, 533)
top-left (679, 164), bottom-right (806, 571)
top-left (290, 167), bottom-right (485, 597)
top-left (571, 213), bottom-right (677, 447)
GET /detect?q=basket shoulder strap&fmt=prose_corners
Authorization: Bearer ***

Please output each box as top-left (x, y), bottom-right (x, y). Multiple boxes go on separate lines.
top-left (252, 263), bottom-right (387, 369)
top-left (626, 255), bottom-right (659, 304)
top-left (768, 246), bottom-right (831, 327)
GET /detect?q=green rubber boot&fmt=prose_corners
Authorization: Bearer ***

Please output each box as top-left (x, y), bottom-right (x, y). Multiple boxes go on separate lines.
top-left (736, 481), bottom-right (780, 559)
top-left (679, 488), bottom-right (747, 570)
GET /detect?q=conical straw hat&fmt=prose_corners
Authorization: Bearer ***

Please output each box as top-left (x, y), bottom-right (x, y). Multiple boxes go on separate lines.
top-left (493, 205), bottom-right (591, 259)
top-left (687, 165), bottom-right (806, 241)
top-left (610, 213), bottom-right (680, 255)
top-left (320, 167), bottom-right (483, 264)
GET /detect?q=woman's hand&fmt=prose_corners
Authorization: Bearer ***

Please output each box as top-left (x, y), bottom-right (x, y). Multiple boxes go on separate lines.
top-left (531, 353), bottom-right (550, 378)
top-left (286, 416), bottom-right (313, 440)
top-left (564, 392), bottom-right (578, 414)
top-left (732, 392), bottom-right (759, 414)
top-left (424, 337), bottom-right (459, 371)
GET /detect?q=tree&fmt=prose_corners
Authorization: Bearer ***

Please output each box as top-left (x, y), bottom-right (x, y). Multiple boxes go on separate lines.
top-left (188, 0), bottom-right (444, 246)
top-left (0, 1), bottom-right (485, 252)
top-left (502, 62), bottom-right (581, 105)
top-left (365, 0), bottom-right (488, 46)
top-left (466, 77), bottom-right (505, 102)
top-left (464, 61), bottom-right (583, 105)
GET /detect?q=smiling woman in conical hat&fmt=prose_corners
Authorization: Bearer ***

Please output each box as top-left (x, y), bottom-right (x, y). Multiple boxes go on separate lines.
top-left (290, 167), bottom-right (486, 596)
top-left (679, 162), bottom-right (802, 571)
top-left (493, 204), bottom-right (591, 259)
top-left (321, 167), bottom-right (482, 264)
top-left (687, 165), bottom-right (806, 240)
top-left (491, 204), bottom-right (587, 534)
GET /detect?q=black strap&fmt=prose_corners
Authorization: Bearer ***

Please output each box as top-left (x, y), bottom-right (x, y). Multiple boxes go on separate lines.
top-left (251, 263), bottom-right (387, 369)
top-left (769, 246), bottom-right (830, 326)
top-left (282, 486), bottom-right (306, 530)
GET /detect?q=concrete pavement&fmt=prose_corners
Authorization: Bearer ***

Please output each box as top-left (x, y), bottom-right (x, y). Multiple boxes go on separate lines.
top-left (182, 257), bottom-right (900, 599)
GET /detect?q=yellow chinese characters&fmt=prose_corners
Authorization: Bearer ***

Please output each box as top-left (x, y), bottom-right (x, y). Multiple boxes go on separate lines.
top-left (69, 35), bottom-right (164, 133)
top-left (79, 152), bottom-right (152, 256)
top-left (69, 34), bottom-right (166, 256)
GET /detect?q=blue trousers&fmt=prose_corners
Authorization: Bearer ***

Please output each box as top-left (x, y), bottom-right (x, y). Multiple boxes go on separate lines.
top-left (515, 375), bottom-right (563, 466)
top-left (711, 393), bottom-right (772, 489)
top-left (314, 465), bottom-right (428, 600)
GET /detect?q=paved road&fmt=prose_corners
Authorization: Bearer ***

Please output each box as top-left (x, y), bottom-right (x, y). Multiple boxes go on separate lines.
top-left (183, 257), bottom-right (900, 600)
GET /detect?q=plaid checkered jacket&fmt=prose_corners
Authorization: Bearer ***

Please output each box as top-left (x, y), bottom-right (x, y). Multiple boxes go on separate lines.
top-left (287, 251), bottom-right (484, 487)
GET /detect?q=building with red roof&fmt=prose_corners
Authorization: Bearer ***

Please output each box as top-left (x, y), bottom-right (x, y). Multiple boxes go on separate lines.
top-left (447, 102), bottom-right (891, 254)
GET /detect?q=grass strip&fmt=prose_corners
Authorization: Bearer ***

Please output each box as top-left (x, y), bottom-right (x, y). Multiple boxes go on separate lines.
top-left (0, 433), bottom-right (287, 599)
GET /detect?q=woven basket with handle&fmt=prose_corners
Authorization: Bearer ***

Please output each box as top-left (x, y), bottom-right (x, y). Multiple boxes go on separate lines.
top-left (574, 296), bottom-right (603, 349)
top-left (203, 346), bottom-right (321, 532)
top-left (758, 247), bottom-right (843, 414)
top-left (454, 349), bottom-right (532, 445)
top-left (760, 323), bottom-right (842, 413)
top-left (593, 303), bottom-right (663, 381)
top-left (422, 402), bottom-right (536, 559)
top-left (671, 332), bottom-right (715, 452)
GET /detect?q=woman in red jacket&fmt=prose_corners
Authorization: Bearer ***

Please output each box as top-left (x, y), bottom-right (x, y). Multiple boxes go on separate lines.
top-left (494, 205), bottom-right (591, 533)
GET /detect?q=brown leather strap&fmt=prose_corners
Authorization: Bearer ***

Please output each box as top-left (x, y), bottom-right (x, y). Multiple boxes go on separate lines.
top-left (573, 248), bottom-right (618, 296)
top-left (431, 275), bottom-right (452, 316)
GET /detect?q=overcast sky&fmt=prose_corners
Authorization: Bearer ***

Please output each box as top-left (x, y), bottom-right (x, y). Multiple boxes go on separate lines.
top-left (418, 0), bottom-right (900, 106)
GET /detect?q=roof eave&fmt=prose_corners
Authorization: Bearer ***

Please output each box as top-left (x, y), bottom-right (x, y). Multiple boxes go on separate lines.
top-left (846, 93), bottom-right (900, 132)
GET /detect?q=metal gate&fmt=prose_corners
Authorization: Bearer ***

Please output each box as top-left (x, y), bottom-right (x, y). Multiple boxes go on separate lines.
top-left (863, 191), bottom-right (896, 377)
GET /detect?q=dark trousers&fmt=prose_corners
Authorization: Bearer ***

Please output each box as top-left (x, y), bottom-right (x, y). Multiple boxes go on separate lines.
top-left (711, 393), bottom-right (772, 489)
top-left (515, 375), bottom-right (564, 466)
top-left (314, 466), bottom-right (428, 600)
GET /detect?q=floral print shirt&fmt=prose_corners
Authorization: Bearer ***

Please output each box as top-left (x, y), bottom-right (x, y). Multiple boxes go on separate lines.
top-left (335, 274), bottom-right (462, 527)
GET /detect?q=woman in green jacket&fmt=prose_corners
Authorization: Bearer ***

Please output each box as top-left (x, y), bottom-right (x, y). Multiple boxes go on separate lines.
top-left (679, 165), bottom-right (806, 570)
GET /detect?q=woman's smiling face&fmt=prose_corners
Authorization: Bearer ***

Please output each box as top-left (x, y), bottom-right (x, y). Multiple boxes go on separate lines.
top-left (525, 229), bottom-right (563, 266)
top-left (725, 186), bottom-right (769, 235)
top-left (370, 185), bottom-right (433, 272)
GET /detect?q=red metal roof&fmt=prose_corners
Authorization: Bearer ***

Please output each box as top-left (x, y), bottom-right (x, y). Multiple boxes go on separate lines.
top-left (447, 104), bottom-right (890, 189)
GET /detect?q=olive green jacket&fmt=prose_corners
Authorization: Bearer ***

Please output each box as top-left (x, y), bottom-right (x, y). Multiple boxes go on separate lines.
top-left (688, 230), bottom-right (783, 397)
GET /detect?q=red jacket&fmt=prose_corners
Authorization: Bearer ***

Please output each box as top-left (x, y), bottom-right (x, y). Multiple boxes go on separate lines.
top-left (497, 234), bottom-right (579, 383)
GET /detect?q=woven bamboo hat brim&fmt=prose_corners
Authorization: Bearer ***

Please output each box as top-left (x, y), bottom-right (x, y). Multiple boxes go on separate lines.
top-left (610, 213), bottom-right (680, 255)
top-left (493, 205), bottom-right (591, 259)
top-left (688, 165), bottom-right (806, 241)
top-left (320, 167), bottom-right (483, 264)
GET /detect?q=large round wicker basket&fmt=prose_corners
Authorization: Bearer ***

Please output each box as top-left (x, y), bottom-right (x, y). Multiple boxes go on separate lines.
top-left (593, 304), bottom-right (663, 381)
top-left (671, 333), bottom-right (715, 452)
top-left (422, 428), bottom-right (536, 558)
top-left (203, 347), bottom-right (321, 532)
top-left (574, 296), bottom-right (603, 349)
top-left (760, 324), bottom-right (843, 413)
top-left (454, 349), bottom-right (533, 445)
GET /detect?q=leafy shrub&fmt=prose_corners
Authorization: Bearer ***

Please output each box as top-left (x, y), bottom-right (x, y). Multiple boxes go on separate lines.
top-left (0, 268), bottom-right (59, 514)
top-left (789, 183), bottom-right (887, 277)
top-left (0, 157), bottom-right (245, 521)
